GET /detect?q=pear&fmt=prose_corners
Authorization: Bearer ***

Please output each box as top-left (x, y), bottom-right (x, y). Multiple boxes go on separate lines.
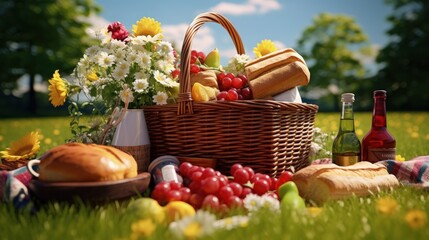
top-left (205, 48), bottom-right (220, 68)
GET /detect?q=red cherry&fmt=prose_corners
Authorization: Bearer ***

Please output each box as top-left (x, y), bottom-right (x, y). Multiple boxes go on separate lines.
top-left (227, 89), bottom-right (239, 101)
top-left (230, 163), bottom-right (244, 176)
top-left (237, 73), bottom-right (248, 86)
top-left (202, 195), bottom-right (220, 211)
top-left (222, 77), bottom-right (232, 89)
top-left (226, 73), bottom-right (235, 80)
top-left (217, 91), bottom-right (228, 100)
top-left (232, 77), bottom-right (243, 89)
top-left (197, 51), bottom-right (206, 64)
top-left (241, 87), bottom-right (252, 100)
top-left (190, 64), bottom-right (201, 74)
top-left (252, 179), bottom-right (270, 196)
top-left (233, 168), bottom-right (250, 184)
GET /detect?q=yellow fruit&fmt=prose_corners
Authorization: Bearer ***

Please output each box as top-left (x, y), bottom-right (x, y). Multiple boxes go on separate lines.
top-left (126, 198), bottom-right (166, 224)
top-left (192, 82), bottom-right (210, 102)
top-left (205, 48), bottom-right (220, 68)
top-left (164, 201), bottom-right (196, 223)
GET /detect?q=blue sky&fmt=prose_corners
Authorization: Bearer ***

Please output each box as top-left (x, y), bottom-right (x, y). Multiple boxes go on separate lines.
top-left (94, 0), bottom-right (392, 64)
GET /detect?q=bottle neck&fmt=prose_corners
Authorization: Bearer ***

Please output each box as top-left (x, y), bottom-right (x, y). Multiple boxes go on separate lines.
top-left (372, 96), bottom-right (387, 128)
top-left (339, 101), bottom-right (355, 131)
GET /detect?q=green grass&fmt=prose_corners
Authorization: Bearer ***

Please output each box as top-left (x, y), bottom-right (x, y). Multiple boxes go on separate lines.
top-left (1, 112), bottom-right (429, 239)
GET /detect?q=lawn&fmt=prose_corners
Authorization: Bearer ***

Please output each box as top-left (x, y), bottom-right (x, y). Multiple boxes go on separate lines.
top-left (0, 112), bottom-right (428, 239)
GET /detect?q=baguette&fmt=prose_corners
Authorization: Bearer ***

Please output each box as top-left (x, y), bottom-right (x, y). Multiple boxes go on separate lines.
top-left (292, 162), bottom-right (399, 204)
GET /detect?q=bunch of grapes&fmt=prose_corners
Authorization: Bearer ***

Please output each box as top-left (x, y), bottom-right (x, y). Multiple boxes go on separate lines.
top-left (216, 72), bottom-right (253, 101)
top-left (190, 50), bottom-right (206, 74)
top-left (151, 162), bottom-right (295, 212)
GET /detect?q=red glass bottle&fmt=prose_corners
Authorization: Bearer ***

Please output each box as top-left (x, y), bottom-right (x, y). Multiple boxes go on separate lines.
top-left (361, 90), bottom-right (396, 163)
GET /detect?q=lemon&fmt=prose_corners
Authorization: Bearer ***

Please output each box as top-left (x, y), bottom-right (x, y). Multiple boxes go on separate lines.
top-left (126, 198), bottom-right (166, 224)
top-left (163, 201), bottom-right (196, 223)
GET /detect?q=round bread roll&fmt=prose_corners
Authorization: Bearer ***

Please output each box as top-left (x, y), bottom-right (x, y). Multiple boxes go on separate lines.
top-left (37, 143), bottom-right (138, 182)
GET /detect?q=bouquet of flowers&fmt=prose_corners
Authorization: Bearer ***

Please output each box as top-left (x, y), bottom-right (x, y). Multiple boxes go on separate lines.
top-left (48, 17), bottom-right (180, 144)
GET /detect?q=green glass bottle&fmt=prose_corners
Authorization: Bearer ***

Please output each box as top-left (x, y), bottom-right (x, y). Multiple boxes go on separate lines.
top-left (332, 93), bottom-right (361, 166)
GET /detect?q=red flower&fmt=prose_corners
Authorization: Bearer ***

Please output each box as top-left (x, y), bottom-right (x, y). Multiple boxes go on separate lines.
top-left (107, 22), bottom-right (129, 41)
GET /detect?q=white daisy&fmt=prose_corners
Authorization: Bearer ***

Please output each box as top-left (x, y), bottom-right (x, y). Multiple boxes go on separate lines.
top-left (152, 91), bottom-right (168, 105)
top-left (157, 41), bottom-right (173, 55)
top-left (153, 70), bottom-right (168, 85)
top-left (130, 35), bottom-right (146, 46)
top-left (112, 66), bottom-right (128, 81)
top-left (127, 50), bottom-right (140, 64)
top-left (135, 71), bottom-right (149, 80)
top-left (139, 52), bottom-right (152, 69)
top-left (169, 210), bottom-right (216, 239)
top-left (156, 60), bottom-right (175, 74)
top-left (213, 216), bottom-right (249, 230)
top-left (110, 39), bottom-right (127, 50)
top-left (133, 79), bottom-right (149, 93)
top-left (260, 194), bottom-right (280, 212)
top-left (97, 52), bottom-right (115, 68)
top-left (119, 85), bottom-right (134, 104)
top-left (243, 193), bottom-right (261, 212)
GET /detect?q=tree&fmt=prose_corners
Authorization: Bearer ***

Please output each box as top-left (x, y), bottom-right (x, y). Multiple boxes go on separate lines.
top-left (0, 0), bottom-right (101, 114)
top-left (376, 0), bottom-right (429, 110)
top-left (296, 13), bottom-right (374, 111)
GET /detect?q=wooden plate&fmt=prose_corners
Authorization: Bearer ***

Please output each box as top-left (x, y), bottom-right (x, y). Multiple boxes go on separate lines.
top-left (28, 172), bottom-right (151, 203)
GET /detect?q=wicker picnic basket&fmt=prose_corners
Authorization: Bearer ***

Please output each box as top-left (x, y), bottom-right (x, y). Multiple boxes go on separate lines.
top-left (143, 12), bottom-right (318, 177)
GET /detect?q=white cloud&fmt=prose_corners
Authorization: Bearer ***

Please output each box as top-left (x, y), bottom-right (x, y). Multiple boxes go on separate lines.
top-left (210, 0), bottom-right (281, 16)
top-left (163, 24), bottom-right (215, 54)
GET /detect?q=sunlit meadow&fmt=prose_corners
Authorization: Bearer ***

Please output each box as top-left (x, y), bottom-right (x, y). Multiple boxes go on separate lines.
top-left (0, 112), bottom-right (428, 239)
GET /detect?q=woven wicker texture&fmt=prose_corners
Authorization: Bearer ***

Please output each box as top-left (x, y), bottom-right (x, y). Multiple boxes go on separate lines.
top-left (144, 12), bottom-right (318, 177)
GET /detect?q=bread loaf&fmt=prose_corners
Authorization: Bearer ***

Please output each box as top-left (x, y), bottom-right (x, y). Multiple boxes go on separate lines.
top-left (37, 143), bottom-right (138, 182)
top-left (292, 162), bottom-right (399, 204)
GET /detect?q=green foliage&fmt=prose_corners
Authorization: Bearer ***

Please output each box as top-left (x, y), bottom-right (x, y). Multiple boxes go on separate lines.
top-left (376, 0), bottom-right (429, 110)
top-left (296, 13), bottom-right (374, 111)
top-left (0, 113), bottom-right (428, 239)
top-left (0, 0), bottom-right (101, 112)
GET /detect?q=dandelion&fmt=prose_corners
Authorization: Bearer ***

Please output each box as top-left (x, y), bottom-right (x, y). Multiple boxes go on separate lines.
top-left (405, 209), bottom-right (427, 229)
top-left (133, 79), bottom-right (149, 93)
top-left (396, 155), bottom-right (406, 162)
top-left (0, 131), bottom-right (40, 161)
top-left (53, 129), bottom-right (61, 136)
top-left (48, 70), bottom-right (68, 107)
top-left (44, 138), bottom-right (52, 145)
top-left (131, 218), bottom-right (156, 239)
top-left (153, 91), bottom-right (168, 105)
top-left (376, 197), bottom-right (398, 215)
top-left (253, 39), bottom-right (277, 58)
top-left (133, 17), bottom-right (162, 37)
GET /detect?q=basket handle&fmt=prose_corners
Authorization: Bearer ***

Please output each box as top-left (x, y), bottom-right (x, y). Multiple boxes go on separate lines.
top-left (178, 12), bottom-right (245, 115)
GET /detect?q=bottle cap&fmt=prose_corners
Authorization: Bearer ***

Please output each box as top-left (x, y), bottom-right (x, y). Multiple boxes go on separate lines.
top-left (341, 93), bottom-right (355, 103)
top-left (374, 90), bottom-right (387, 97)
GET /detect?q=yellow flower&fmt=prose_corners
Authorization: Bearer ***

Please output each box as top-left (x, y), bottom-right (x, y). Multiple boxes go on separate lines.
top-left (376, 197), bottom-right (398, 215)
top-left (253, 39), bottom-right (277, 58)
top-left (130, 218), bottom-right (156, 239)
top-left (307, 207), bottom-right (323, 217)
top-left (132, 17), bottom-right (162, 37)
top-left (0, 131), bottom-right (40, 161)
top-left (183, 222), bottom-right (202, 239)
top-left (405, 209), bottom-right (427, 229)
top-left (396, 154), bottom-right (406, 162)
top-left (48, 70), bottom-right (68, 107)
top-left (86, 72), bottom-right (99, 82)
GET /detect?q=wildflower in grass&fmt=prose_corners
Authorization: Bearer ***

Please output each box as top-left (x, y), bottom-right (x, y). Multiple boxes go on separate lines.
top-left (53, 129), bottom-right (61, 136)
top-left (48, 70), bottom-right (68, 107)
top-left (243, 194), bottom-right (280, 213)
top-left (0, 131), bottom-right (40, 161)
top-left (214, 216), bottom-right (249, 230)
top-left (44, 138), bottom-right (52, 145)
top-left (131, 218), bottom-right (156, 239)
top-left (253, 39), bottom-right (277, 58)
top-left (133, 17), bottom-right (162, 37)
top-left (376, 197), bottom-right (398, 215)
top-left (306, 207), bottom-right (323, 217)
top-left (404, 209), bottom-right (427, 229)
top-left (169, 210), bottom-right (216, 239)
top-left (396, 154), bottom-right (406, 162)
